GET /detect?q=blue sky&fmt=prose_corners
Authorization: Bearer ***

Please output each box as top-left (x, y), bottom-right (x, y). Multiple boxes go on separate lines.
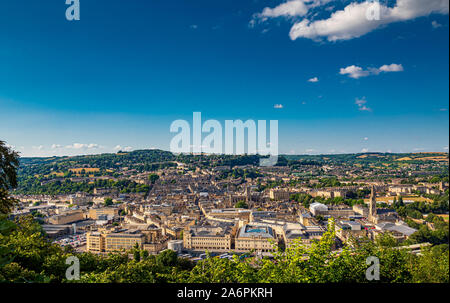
top-left (0, 0), bottom-right (448, 157)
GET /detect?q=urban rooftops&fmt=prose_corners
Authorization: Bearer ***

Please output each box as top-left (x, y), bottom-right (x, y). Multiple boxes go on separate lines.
top-left (238, 224), bottom-right (274, 238)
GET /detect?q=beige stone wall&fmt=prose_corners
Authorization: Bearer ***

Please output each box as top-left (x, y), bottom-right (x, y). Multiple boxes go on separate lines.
top-left (105, 234), bottom-right (144, 252)
top-left (86, 233), bottom-right (105, 253)
top-left (184, 233), bottom-right (231, 251)
top-left (88, 208), bottom-right (118, 220)
top-left (48, 210), bottom-right (84, 224)
top-left (235, 237), bottom-right (275, 252)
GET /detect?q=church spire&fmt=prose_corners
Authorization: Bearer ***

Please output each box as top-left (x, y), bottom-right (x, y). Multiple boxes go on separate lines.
top-left (369, 185), bottom-right (376, 221)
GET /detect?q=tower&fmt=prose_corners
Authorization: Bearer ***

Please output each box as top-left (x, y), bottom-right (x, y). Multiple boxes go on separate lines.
top-left (245, 186), bottom-right (251, 203)
top-left (368, 186), bottom-right (377, 223)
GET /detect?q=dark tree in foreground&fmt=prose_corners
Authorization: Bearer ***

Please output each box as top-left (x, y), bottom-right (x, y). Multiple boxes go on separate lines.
top-left (0, 140), bottom-right (19, 214)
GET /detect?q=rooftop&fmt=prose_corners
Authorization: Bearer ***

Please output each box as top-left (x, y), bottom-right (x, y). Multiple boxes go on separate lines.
top-left (376, 222), bottom-right (417, 236)
top-left (238, 224), bottom-right (274, 238)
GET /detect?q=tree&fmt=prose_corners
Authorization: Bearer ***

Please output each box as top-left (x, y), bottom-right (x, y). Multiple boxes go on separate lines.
top-left (0, 141), bottom-right (19, 190)
top-left (410, 245), bottom-right (449, 282)
top-left (234, 201), bottom-right (248, 209)
top-left (133, 250), bottom-right (141, 262)
top-left (148, 174), bottom-right (159, 184)
top-left (0, 141), bottom-right (20, 214)
top-left (315, 215), bottom-right (325, 223)
top-left (0, 190), bottom-right (18, 215)
top-left (156, 249), bottom-right (178, 267)
top-left (140, 250), bottom-right (149, 261)
top-left (104, 198), bottom-right (113, 206)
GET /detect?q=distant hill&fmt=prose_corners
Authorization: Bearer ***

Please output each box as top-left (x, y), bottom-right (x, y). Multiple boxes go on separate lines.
top-left (17, 150), bottom-right (449, 179)
top-left (19, 150), bottom-right (449, 168)
top-left (14, 150), bottom-right (448, 195)
top-left (283, 152), bottom-right (449, 164)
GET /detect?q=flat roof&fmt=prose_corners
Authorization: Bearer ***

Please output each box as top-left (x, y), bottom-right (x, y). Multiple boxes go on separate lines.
top-left (238, 224), bottom-right (274, 238)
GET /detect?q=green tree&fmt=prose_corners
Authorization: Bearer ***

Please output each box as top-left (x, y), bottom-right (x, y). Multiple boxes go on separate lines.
top-left (0, 141), bottom-right (19, 214)
top-left (234, 201), bottom-right (248, 209)
top-left (104, 198), bottom-right (113, 206)
top-left (156, 249), bottom-right (178, 267)
top-left (148, 174), bottom-right (160, 184)
top-left (411, 245), bottom-right (449, 282)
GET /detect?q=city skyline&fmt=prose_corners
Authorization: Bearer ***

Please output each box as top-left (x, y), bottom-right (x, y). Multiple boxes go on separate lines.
top-left (0, 0), bottom-right (449, 157)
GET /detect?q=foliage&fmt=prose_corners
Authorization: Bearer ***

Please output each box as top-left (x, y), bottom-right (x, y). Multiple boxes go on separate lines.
top-left (0, 141), bottom-right (20, 190)
top-left (104, 198), bottom-right (114, 206)
top-left (234, 201), bottom-right (248, 209)
top-left (148, 174), bottom-right (159, 184)
top-left (1, 214), bottom-right (448, 283)
top-left (0, 141), bottom-right (20, 214)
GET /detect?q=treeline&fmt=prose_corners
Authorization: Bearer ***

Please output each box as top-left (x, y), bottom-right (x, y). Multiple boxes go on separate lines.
top-left (14, 178), bottom-right (150, 195)
top-left (405, 221), bottom-right (448, 246)
top-left (18, 150), bottom-right (175, 176)
top-left (175, 154), bottom-right (261, 168)
top-left (389, 193), bottom-right (449, 246)
top-left (290, 192), bottom-right (367, 208)
top-left (0, 215), bottom-right (448, 283)
top-left (392, 194), bottom-right (449, 218)
top-left (216, 168), bottom-right (262, 180)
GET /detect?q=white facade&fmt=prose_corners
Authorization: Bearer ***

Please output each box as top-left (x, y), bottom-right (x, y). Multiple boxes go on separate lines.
top-left (168, 240), bottom-right (184, 253)
top-left (309, 202), bottom-right (328, 216)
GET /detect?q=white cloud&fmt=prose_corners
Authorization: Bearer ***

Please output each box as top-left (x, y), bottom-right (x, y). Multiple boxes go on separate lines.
top-left (444, 146), bottom-right (449, 151)
top-left (66, 143), bottom-right (84, 149)
top-left (359, 105), bottom-right (372, 112)
top-left (308, 76), bottom-right (319, 82)
top-left (340, 64), bottom-right (403, 79)
top-left (51, 144), bottom-right (62, 149)
top-left (289, 0), bottom-right (449, 41)
top-left (432, 20), bottom-right (442, 28)
top-left (340, 65), bottom-right (370, 79)
top-left (66, 143), bottom-right (99, 149)
top-left (378, 63), bottom-right (404, 72)
top-left (114, 145), bottom-right (133, 152)
top-left (32, 145), bottom-right (44, 151)
top-left (274, 104), bottom-right (284, 109)
top-left (363, 137), bottom-right (369, 141)
top-left (258, 0), bottom-right (309, 19)
top-left (251, 0), bottom-right (334, 26)
top-left (355, 98), bottom-right (372, 112)
top-left (361, 148), bottom-right (369, 153)
top-left (355, 98), bottom-right (367, 106)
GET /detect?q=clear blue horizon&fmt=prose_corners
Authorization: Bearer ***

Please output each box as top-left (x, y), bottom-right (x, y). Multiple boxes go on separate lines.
top-left (1, 0), bottom-right (448, 157)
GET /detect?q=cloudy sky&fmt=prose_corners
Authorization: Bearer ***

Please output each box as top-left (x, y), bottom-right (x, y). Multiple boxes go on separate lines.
top-left (0, 0), bottom-right (448, 157)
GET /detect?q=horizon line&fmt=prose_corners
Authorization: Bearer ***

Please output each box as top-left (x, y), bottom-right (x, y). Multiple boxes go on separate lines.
top-left (18, 148), bottom-right (450, 159)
